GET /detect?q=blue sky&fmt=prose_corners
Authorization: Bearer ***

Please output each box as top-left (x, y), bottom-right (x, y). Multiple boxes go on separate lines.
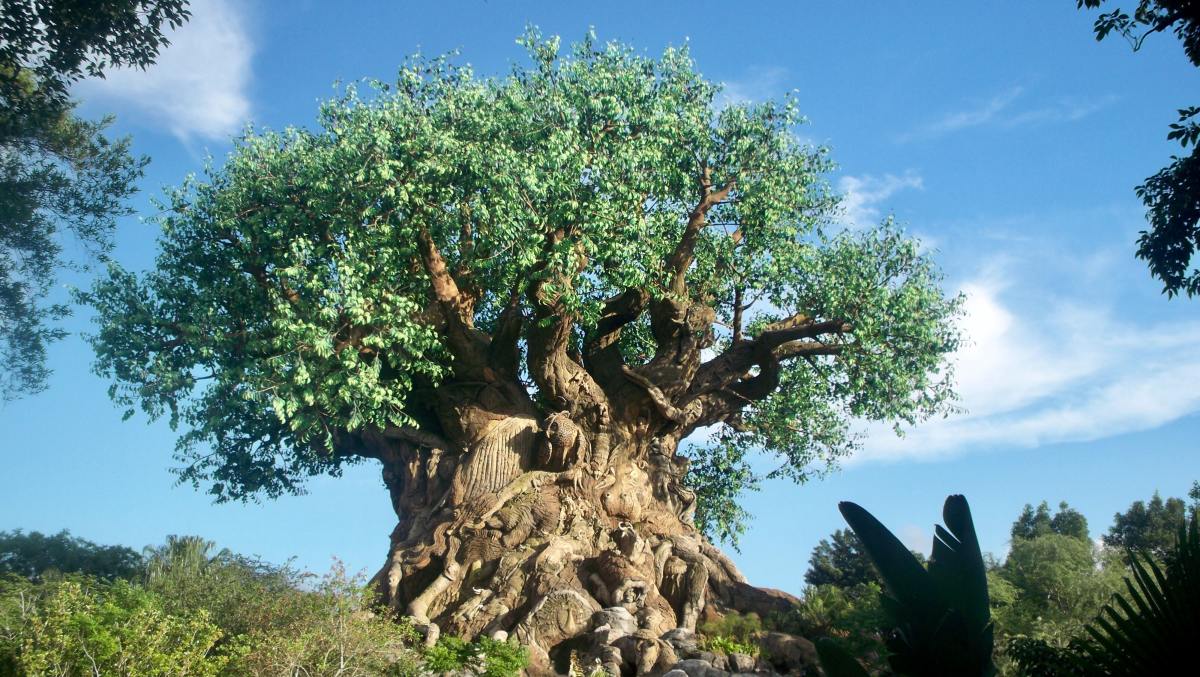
top-left (2, 0), bottom-right (1199, 596)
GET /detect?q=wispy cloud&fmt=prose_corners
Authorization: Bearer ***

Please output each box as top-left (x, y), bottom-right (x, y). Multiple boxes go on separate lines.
top-left (78, 0), bottom-right (253, 141)
top-left (897, 86), bottom-right (1116, 143)
top-left (718, 66), bottom-right (789, 109)
top-left (838, 171), bottom-right (924, 228)
top-left (853, 259), bottom-right (1200, 463)
top-left (1005, 95), bottom-right (1118, 127)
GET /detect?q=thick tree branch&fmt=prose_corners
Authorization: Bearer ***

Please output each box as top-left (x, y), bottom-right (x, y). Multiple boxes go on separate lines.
top-left (731, 286), bottom-right (745, 344)
top-left (664, 168), bottom-right (736, 296)
top-left (583, 288), bottom-right (647, 387)
top-left (525, 229), bottom-right (611, 421)
top-left (643, 168), bottom-right (734, 388)
top-left (773, 340), bottom-right (843, 361)
top-left (686, 317), bottom-right (851, 404)
top-left (415, 225), bottom-right (472, 324)
top-left (728, 354), bottom-right (782, 402)
top-left (414, 224), bottom-right (489, 371)
top-left (620, 365), bottom-right (688, 423)
top-left (488, 287), bottom-right (523, 379)
top-left (380, 425), bottom-right (452, 452)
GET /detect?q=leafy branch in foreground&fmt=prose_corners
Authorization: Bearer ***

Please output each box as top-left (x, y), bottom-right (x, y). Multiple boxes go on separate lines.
top-left (1079, 516), bottom-right (1200, 675)
top-left (1077, 1), bottom-right (1200, 297)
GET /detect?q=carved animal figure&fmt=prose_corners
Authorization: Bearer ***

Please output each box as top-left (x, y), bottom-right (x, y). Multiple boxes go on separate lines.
top-left (538, 411), bottom-right (589, 471)
top-left (454, 416), bottom-right (538, 503)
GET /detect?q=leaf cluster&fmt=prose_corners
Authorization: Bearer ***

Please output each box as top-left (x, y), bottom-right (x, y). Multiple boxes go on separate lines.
top-left (0, 529), bottom-right (143, 581)
top-left (0, 576), bottom-right (229, 676)
top-left (81, 30), bottom-right (963, 511)
top-left (1077, 1), bottom-right (1200, 297)
top-left (1010, 501), bottom-right (1090, 542)
top-left (1, 0), bottom-right (184, 398)
top-left (423, 635), bottom-right (528, 677)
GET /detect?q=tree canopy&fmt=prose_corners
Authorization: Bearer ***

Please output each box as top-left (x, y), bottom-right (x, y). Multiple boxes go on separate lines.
top-left (1010, 500), bottom-right (1090, 542)
top-left (81, 32), bottom-right (961, 537)
top-left (1, 0), bottom-right (190, 399)
top-left (804, 528), bottom-right (881, 589)
top-left (0, 529), bottom-right (143, 581)
top-left (1103, 487), bottom-right (1199, 560)
top-left (1077, 0), bottom-right (1200, 297)
top-left (992, 533), bottom-right (1124, 643)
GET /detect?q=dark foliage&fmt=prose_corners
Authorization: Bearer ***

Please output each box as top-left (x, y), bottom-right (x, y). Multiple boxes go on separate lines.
top-left (1006, 636), bottom-right (1089, 677)
top-left (0, 529), bottom-right (142, 581)
top-left (822, 495), bottom-right (996, 677)
top-left (806, 528), bottom-right (881, 588)
top-left (1104, 491), bottom-right (1188, 562)
top-left (1011, 501), bottom-right (1090, 542)
top-left (1079, 516), bottom-right (1200, 675)
top-left (0, 0), bottom-right (189, 104)
top-left (0, 0), bottom-right (188, 398)
top-left (1077, 1), bottom-right (1200, 297)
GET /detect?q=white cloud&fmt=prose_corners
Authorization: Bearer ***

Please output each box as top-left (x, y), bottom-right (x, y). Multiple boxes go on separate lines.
top-left (79, 0), bottom-right (253, 141)
top-left (897, 86), bottom-right (1115, 142)
top-left (838, 171), bottom-right (924, 228)
top-left (718, 67), bottom-right (789, 109)
top-left (913, 86), bottom-right (1024, 140)
top-left (853, 265), bottom-right (1200, 463)
top-left (1005, 95), bottom-right (1119, 127)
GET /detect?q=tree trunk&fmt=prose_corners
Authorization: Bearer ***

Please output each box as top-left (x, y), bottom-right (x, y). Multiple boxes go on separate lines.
top-left (364, 388), bottom-right (801, 676)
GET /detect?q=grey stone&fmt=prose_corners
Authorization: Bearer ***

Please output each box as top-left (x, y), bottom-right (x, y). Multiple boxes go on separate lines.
top-left (673, 658), bottom-right (732, 677)
top-left (758, 632), bottom-right (818, 672)
top-left (661, 627), bottom-right (700, 656)
top-left (663, 671), bottom-right (689, 677)
top-left (593, 606), bottom-right (638, 640)
top-left (729, 652), bottom-right (756, 673)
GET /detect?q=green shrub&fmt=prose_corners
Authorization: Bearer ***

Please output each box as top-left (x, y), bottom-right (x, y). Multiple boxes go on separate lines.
top-left (142, 536), bottom-right (315, 645)
top-left (699, 611), bottom-right (763, 656)
top-left (1, 534), bottom-right (528, 677)
top-left (786, 582), bottom-right (888, 663)
top-left (424, 635), bottom-right (528, 677)
top-left (1005, 636), bottom-right (1088, 677)
top-left (224, 561), bottom-right (423, 677)
top-left (0, 576), bottom-right (228, 675)
top-left (703, 633), bottom-right (760, 656)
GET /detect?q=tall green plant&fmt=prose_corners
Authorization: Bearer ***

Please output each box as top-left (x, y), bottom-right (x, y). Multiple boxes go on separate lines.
top-left (817, 495), bottom-right (996, 677)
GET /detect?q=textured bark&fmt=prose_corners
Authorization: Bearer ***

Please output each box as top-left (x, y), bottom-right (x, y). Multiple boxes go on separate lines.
top-left (346, 172), bottom-right (827, 675)
top-left (364, 389), bottom-right (801, 676)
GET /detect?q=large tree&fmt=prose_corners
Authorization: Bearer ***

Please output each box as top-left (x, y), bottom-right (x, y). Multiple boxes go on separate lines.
top-left (0, 0), bottom-right (189, 399)
top-left (81, 33), bottom-right (961, 674)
